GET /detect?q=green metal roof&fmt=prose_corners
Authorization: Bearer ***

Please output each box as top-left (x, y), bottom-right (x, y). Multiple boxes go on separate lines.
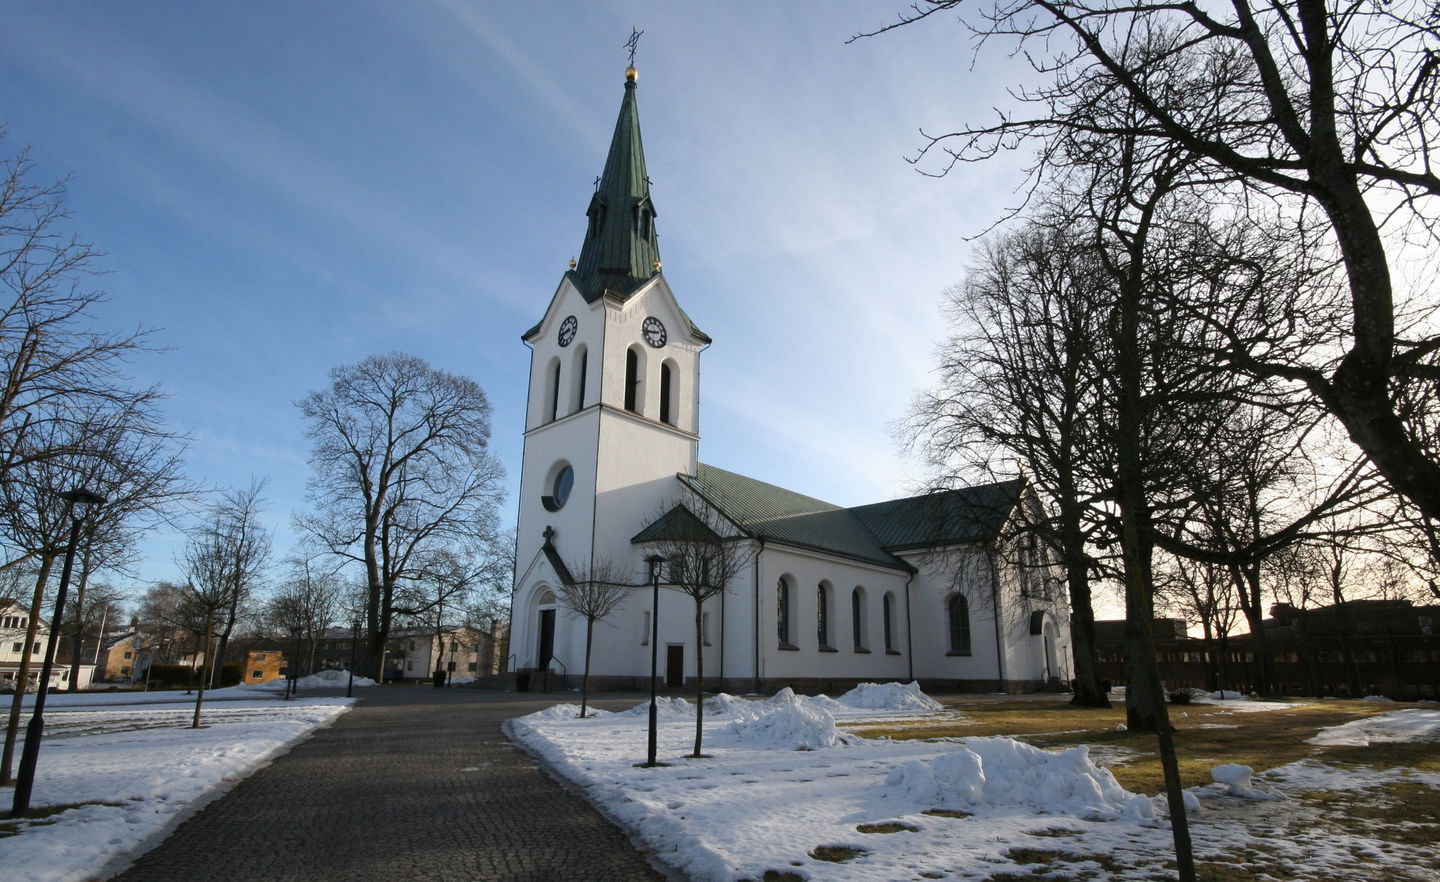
top-left (670, 464), bottom-right (1022, 570)
top-left (848, 479), bottom-right (1024, 551)
top-left (520, 73), bottom-right (710, 345)
top-left (573, 73), bottom-right (660, 302)
top-left (631, 504), bottom-right (724, 544)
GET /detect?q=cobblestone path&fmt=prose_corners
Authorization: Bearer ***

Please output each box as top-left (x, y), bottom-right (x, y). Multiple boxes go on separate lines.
top-left (111, 687), bottom-right (667, 882)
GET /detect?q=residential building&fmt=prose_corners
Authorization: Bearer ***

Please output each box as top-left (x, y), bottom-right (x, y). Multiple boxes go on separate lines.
top-left (1093, 600), bottom-right (1440, 700)
top-left (1, 598), bottom-right (79, 691)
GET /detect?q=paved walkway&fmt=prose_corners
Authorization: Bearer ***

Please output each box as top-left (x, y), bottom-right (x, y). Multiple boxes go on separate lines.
top-left (112, 687), bottom-right (668, 882)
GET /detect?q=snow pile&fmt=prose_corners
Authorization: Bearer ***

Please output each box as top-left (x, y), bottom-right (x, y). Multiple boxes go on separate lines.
top-left (838, 681), bottom-right (943, 712)
top-left (1209, 763), bottom-right (1276, 799)
top-left (766, 686), bottom-right (800, 705)
top-left (1362, 695), bottom-right (1395, 703)
top-left (608, 682), bottom-right (946, 725)
top-left (244, 669), bottom-right (375, 691)
top-left (1308, 708), bottom-right (1440, 746)
top-left (727, 701), bottom-right (857, 750)
top-left (705, 692), bottom-right (765, 720)
top-left (885, 737), bottom-right (1150, 821)
top-left (621, 695), bottom-right (694, 718)
top-left (1212, 690), bottom-right (1245, 700)
top-left (532, 703), bottom-right (613, 720)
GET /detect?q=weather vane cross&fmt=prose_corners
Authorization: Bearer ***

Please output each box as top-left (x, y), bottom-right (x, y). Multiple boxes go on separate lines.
top-left (624, 27), bottom-right (644, 67)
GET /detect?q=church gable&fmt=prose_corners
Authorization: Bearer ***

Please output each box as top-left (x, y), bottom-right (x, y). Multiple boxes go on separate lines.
top-left (521, 273), bottom-right (594, 344)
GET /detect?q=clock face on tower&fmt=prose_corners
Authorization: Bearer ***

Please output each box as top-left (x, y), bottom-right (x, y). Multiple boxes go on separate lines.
top-left (557, 315), bottom-right (578, 347)
top-left (642, 316), bottom-right (667, 348)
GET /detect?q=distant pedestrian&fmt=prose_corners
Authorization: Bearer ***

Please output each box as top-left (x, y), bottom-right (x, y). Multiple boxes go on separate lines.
top-left (433, 667), bottom-right (445, 689)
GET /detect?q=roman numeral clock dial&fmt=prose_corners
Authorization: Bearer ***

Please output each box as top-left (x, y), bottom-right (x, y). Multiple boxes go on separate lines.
top-left (642, 316), bottom-right (667, 348)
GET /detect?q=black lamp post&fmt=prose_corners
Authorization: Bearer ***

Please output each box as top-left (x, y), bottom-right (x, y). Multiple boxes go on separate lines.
top-left (11, 486), bottom-right (106, 817)
top-left (644, 553), bottom-right (665, 768)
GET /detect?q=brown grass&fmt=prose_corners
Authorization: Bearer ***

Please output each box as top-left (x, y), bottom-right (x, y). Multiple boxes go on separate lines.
top-left (810, 845), bottom-right (867, 862)
top-left (844, 697), bottom-right (1430, 794)
top-left (856, 821), bottom-right (920, 833)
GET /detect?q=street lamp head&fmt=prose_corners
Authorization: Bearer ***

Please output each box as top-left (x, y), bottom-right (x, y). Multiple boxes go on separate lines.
top-left (646, 554), bottom-right (666, 583)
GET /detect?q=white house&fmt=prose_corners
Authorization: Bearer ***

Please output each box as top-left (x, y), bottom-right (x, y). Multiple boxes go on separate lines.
top-left (1, 598), bottom-right (86, 692)
top-left (508, 66), bottom-right (1071, 695)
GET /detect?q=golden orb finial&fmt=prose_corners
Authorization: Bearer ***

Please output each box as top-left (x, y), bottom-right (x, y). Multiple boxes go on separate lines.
top-left (652, 259), bottom-right (661, 272)
top-left (625, 65), bottom-right (638, 83)
top-left (568, 257), bottom-right (577, 270)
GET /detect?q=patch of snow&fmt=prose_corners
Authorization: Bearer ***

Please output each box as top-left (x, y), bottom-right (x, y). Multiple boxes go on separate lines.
top-left (4, 697), bottom-right (352, 882)
top-left (1361, 694), bottom-right (1395, 702)
top-left (501, 696), bottom-right (1440, 882)
top-left (243, 669), bottom-right (375, 691)
top-left (1307, 708), bottom-right (1440, 747)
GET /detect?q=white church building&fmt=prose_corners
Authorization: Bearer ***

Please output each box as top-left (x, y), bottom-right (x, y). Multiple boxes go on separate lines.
top-left (508, 66), bottom-right (1071, 695)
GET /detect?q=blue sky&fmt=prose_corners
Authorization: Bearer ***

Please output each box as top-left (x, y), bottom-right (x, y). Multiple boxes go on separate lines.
top-left (3, 1), bottom-right (1036, 596)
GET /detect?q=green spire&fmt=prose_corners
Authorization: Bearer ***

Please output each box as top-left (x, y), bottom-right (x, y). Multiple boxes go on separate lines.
top-left (572, 67), bottom-right (660, 301)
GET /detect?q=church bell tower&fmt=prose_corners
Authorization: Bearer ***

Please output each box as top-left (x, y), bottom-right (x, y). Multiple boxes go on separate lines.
top-left (510, 64), bottom-right (711, 674)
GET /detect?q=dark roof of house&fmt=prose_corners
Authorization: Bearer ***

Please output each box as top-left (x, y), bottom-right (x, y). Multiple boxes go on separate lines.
top-left (243, 638), bottom-right (290, 653)
top-left (657, 463), bottom-right (1022, 571)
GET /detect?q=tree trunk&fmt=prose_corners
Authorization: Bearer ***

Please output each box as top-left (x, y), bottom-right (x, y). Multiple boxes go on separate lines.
top-left (211, 603), bottom-right (238, 689)
top-left (1236, 565), bottom-right (1274, 694)
top-left (581, 618), bottom-right (594, 718)
top-left (67, 567), bottom-right (90, 692)
top-left (1111, 185), bottom-right (1195, 880)
top-left (2, 553), bottom-right (56, 784)
top-left (191, 611), bottom-right (213, 729)
top-left (693, 602), bottom-right (705, 758)
top-left (1066, 559), bottom-right (1109, 708)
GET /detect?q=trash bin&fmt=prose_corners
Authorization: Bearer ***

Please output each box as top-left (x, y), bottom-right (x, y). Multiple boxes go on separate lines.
top-left (515, 670), bottom-right (531, 692)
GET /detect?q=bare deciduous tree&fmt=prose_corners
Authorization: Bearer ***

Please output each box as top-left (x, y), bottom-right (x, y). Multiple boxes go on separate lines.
top-left (636, 498), bottom-right (747, 758)
top-left (907, 222), bottom-right (1113, 707)
top-left (859, 0), bottom-right (1440, 526)
top-left (554, 557), bottom-right (632, 718)
top-left (0, 136), bottom-right (160, 542)
top-left (267, 559), bottom-right (344, 679)
top-left (296, 352), bottom-right (505, 679)
top-left (185, 481), bottom-right (271, 689)
top-left (1, 402), bottom-right (186, 780)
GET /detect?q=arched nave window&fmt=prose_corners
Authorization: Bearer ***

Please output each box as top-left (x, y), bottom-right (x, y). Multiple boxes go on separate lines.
top-left (883, 591), bottom-right (897, 653)
top-left (777, 576), bottom-right (793, 647)
top-left (816, 582), bottom-right (832, 649)
top-left (851, 587), bottom-right (867, 651)
top-left (948, 594), bottom-right (972, 656)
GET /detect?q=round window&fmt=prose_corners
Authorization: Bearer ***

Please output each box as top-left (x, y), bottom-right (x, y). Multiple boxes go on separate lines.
top-left (551, 464), bottom-right (574, 509)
